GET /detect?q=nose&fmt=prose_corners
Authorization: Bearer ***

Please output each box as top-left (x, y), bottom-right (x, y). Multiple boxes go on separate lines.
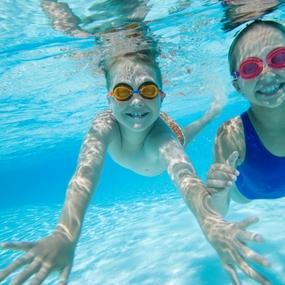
top-left (259, 64), bottom-right (276, 81)
top-left (129, 93), bottom-right (144, 108)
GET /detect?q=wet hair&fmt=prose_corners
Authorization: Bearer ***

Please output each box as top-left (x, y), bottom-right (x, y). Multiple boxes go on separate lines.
top-left (102, 49), bottom-right (162, 90)
top-left (228, 20), bottom-right (285, 75)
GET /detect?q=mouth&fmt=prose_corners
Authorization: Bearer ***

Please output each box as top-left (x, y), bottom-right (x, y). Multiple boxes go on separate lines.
top-left (126, 112), bottom-right (149, 120)
top-left (257, 83), bottom-right (284, 97)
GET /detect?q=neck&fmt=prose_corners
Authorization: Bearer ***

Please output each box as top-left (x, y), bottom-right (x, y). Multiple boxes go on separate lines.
top-left (250, 101), bottom-right (285, 131)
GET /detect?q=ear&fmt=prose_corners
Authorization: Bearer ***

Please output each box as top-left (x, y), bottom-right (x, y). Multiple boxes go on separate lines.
top-left (232, 79), bottom-right (240, 91)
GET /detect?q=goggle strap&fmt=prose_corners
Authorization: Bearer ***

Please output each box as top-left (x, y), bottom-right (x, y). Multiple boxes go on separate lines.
top-left (232, 71), bottom-right (239, 79)
top-left (160, 91), bottom-right (166, 99)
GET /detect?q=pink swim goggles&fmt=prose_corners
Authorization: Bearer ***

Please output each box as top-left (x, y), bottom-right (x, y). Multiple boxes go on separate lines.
top-left (233, 47), bottom-right (285, 80)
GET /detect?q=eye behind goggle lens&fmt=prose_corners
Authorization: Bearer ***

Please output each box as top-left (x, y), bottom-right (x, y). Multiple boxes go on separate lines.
top-left (268, 47), bottom-right (285, 68)
top-left (113, 86), bottom-right (132, 101)
top-left (139, 84), bottom-right (159, 99)
top-left (240, 57), bottom-right (263, 79)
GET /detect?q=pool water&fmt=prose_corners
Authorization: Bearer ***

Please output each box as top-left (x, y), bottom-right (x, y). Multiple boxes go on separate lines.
top-left (1, 0), bottom-right (285, 284)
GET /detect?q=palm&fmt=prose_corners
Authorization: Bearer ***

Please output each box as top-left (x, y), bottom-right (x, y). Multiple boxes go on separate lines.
top-left (204, 216), bottom-right (271, 285)
top-left (0, 231), bottom-right (75, 285)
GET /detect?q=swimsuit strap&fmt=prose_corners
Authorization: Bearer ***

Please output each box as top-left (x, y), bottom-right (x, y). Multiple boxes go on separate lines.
top-left (160, 112), bottom-right (185, 146)
top-left (240, 111), bottom-right (261, 146)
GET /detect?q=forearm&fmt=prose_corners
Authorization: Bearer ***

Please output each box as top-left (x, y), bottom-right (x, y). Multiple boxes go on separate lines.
top-left (57, 164), bottom-right (103, 242)
top-left (209, 189), bottom-right (231, 217)
top-left (183, 104), bottom-right (220, 146)
top-left (160, 141), bottom-right (220, 223)
top-left (41, 0), bottom-right (88, 37)
top-left (174, 165), bottom-right (219, 222)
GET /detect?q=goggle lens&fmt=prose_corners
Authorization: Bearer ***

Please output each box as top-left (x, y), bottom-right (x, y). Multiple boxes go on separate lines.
top-left (139, 83), bottom-right (159, 99)
top-left (268, 47), bottom-right (285, 68)
top-left (239, 57), bottom-right (263, 79)
top-left (113, 85), bottom-right (133, 101)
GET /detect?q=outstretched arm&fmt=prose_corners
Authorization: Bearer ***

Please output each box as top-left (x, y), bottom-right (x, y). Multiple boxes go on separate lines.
top-left (158, 137), bottom-right (270, 285)
top-left (183, 96), bottom-right (222, 147)
top-left (41, 0), bottom-right (90, 37)
top-left (56, 111), bottom-right (115, 242)
top-left (0, 111), bottom-right (115, 285)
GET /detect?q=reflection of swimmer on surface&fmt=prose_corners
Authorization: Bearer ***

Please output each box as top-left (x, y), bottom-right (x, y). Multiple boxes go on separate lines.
top-left (208, 20), bottom-right (285, 218)
top-left (221, 0), bottom-right (284, 31)
top-left (0, 2), bottom-right (270, 285)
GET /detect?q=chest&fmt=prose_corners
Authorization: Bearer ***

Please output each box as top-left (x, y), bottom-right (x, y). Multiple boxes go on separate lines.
top-left (256, 129), bottom-right (285, 156)
top-left (246, 112), bottom-right (285, 157)
top-left (108, 134), bottom-right (165, 176)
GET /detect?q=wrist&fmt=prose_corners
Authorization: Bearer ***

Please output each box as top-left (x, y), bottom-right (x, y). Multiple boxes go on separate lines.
top-left (55, 224), bottom-right (79, 243)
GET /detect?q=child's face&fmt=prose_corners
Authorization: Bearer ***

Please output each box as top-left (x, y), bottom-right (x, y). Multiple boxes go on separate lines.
top-left (108, 59), bottom-right (163, 132)
top-left (232, 24), bottom-right (285, 108)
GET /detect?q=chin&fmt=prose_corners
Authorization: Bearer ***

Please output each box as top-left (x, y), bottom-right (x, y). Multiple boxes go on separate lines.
top-left (129, 122), bottom-right (151, 131)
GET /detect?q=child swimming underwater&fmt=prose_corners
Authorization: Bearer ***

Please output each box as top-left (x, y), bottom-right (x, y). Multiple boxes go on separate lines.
top-left (0, 2), bottom-right (271, 285)
top-left (208, 20), bottom-right (285, 215)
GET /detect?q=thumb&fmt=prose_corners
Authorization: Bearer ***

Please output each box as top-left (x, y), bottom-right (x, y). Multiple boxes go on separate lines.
top-left (226, 151), bottom-right (239, 167)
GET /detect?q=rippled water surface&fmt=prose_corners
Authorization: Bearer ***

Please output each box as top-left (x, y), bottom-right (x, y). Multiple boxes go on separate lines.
top-left (1, 0), bottom-right (285, 284)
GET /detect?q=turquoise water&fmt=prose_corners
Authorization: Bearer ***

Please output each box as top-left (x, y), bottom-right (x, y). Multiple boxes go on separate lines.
top-left (1, 0), bottom-right (285, 284)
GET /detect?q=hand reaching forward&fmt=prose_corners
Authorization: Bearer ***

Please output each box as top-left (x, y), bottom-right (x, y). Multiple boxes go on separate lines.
top-left (0, 230), bottom-right (76, 285)
top-left (202, 214), bottom-right (271, 285)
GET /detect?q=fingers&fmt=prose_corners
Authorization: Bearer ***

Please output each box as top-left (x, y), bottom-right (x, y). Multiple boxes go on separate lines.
top-left (0, 241), bottom-right (37, 251)
top-left (237, 257), bottom-right (271, 285)
top-left (235, 217), bottom-right (271, 268)
top-left (10, 259), bottom-right (40, 285)
top-left (207, 163), bottom-right (238, 191)
top-left (208, 163), bottom-right (239, 179)
top-left (0, 253), bottom-right (33, 281)
top-left (29, 264), bottom-right (52, 285)
top-left (59, 265), bottom-right (72, 285)
top-left (237, 242), bottom-right (271, 268)
top-left (223, 263), bottom-right (241, 285)
top-left (223, 231), bottom-right (271, 285)
top-left (207, 178), bottom-right (235, 191)
top-left (226, 151), bottom-right (239, 167)
top-left (236, 216), bottom-right (259, 229)
top-left (237, 229), bottom-right (264, 243)
top-left (224, 256), bottom-right (271, 285)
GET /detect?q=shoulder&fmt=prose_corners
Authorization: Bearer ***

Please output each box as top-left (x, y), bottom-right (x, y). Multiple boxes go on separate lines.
top-left (216, 116), bottom-right (243, 139)
top-left (87, 109), bottom-right (118, 142)
top-left (91, 110), bottom-right (116, 128)
top-left (214, 116), bottom-right (245, 163)
top-left (160, 112), bottom-right (185, 146)
top-left (146, 117), bottom-right (183, 157)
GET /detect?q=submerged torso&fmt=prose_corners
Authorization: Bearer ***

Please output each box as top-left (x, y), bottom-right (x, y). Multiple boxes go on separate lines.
top-left (236, 111), bottom-right (285, 199)
top-left (107, 111), bottom-right (183, 176)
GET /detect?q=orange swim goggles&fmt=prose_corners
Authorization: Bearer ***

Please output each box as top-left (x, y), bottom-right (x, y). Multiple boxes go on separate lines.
top-left (109, 82), bottom-right (165, 101)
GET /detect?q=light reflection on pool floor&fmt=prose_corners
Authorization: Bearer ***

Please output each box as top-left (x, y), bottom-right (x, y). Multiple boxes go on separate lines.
top-left (0, 195), bottom-right (284, 285)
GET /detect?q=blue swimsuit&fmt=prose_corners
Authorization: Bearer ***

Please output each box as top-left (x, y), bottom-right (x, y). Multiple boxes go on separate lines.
top-left (236, 111), bottom-right (285, 199)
